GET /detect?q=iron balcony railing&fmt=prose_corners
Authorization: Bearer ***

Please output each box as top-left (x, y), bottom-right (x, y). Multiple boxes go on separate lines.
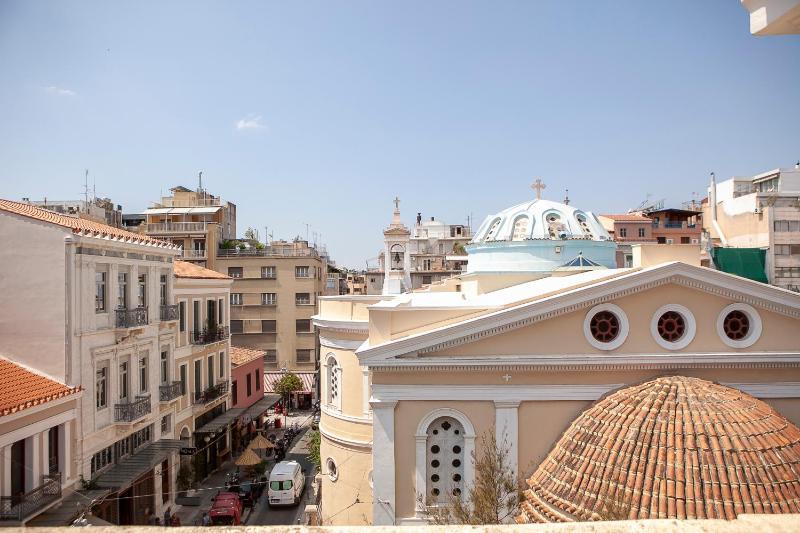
top-left (159, 381), bottom-right (182, 402)
top-left (115, 307), bottom-right (148, 328)
top-left (146, 221), bottom-right (209, 234)
top-left (160, 304), bottom-right (179, 321)
top-left (181, 249), bottom-right (207, 259)
top-left (114, 395), bottom-right (151, 422)
top-left (217, 247), bottom-right (319, 258)
top-left (189, 326), bottom-right (229, 345)
top-left (0, 473), bottom-right (62, 522)
top-left (193, 380), bottom-right (229, 405)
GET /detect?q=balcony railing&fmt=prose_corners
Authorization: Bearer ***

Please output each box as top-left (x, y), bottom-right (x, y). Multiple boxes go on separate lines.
top-left (114, 395), bottom-right (151, 422)
top-left (193, 381), bottom-right (229, 405)
top-left (146, 221), bottom-right (209, 234)
top-left (160, 304), bottom-right (179, 321)
top-left (0, 473), bottom-right (62, 522)
top-left (189, 326), bottom-right (229, 345)
top-left (181, 249), bottom-right (207, 259)
top-left (217, 247), bottom-right (319, 258)
top-left (159, 381), bottom-right (182, 402)
top-left (115, 307), bottom-right (148, 328)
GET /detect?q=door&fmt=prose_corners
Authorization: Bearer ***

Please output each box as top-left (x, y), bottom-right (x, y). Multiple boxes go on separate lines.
top-left (48, 427), bottom-right (59, 475)
top-left (206, 299), bottom-right (216, 329)
top-left (10, 440), bottom-right (25, 503)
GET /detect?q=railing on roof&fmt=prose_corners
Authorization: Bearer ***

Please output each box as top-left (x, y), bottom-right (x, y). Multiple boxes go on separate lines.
top-left (156, 196), bottom-right (225, 208)
top-left (116, 307), bottom-right (148, 328)
top-left (147, 222), bottom-right (210, 234)
top-left (217, 247), bottom-right (319, 258)
top-left (181, 249), bottom-right (207, 259)
top-left (0, 473), bottom-right (62, 522)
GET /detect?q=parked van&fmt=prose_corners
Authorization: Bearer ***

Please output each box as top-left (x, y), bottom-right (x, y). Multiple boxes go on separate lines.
top-left (268, 460), bottom-right (305, 506)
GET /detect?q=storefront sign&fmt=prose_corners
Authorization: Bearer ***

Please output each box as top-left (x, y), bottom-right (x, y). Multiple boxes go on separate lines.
top-left (179, 447), bottom-right (197, 456)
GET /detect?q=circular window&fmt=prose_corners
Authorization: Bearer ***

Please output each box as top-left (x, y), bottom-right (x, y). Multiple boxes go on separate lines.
top-left (650, 304), bottom-right (696, 350)
top-left (452, 459), bottom-right (461, 467)
top-left (716, 303), bottom-right (762, 348)
top-left (430, 445), bottom-right (440, 454)
top-left (431, 459), bottom-right (440, 468)
top-left (326, 457), bottom-right (338, 482)
top-left (431, 474), bottom-right (440, 482)
top-left (452, 445), bottom-right (461, 454)
top-left (432, 488), bottom-right (440, 496)
top-left (583, 304), bottom-right (629, 351)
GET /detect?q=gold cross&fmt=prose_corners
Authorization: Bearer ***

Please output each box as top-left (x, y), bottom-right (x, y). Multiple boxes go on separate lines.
top-left (531, 179), bottom-right (546, 199)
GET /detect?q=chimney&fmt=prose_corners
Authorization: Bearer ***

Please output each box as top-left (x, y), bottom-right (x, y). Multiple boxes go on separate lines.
top-left (430, 216), bottom-right (435, 221)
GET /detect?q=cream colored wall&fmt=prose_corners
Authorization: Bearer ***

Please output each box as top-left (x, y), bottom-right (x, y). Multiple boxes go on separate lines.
top-left (703, 200), bottom-right (770, 247)
top-left (393, 400), bottom-right (495, 520)
top-left (322, 346), bottom-right (367, 417)
top-left (632, 244), bottom-right (701, 267)
top-left (319, 437), bottom-right (373, 525)
top-left (429, 283), bottom-right (799, 356)
top-left (318, 297), bottom-right (382, 322)
top-left (0, 212), bottom-right (68, 380)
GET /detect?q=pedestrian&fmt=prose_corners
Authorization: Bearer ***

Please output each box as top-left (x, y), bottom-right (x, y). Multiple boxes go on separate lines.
top-left (171, 515), bottom-right (181, 527)
top-left (163, 507), bottom-right (171, 527)
top-left (201, 512), bottom-right (211, 526)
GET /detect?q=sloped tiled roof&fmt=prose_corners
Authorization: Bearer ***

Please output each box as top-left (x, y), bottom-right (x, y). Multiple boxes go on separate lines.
top-left (517, 376), bottom-right (800, 523)
top-left (230, 346), bottom-right (265, 366)
top-left (174, 260), bottom-right (231, 280)
top-left (0, 358), bottom-right (81, 416)
top-left (600, 213), bottom-right (652, 222)
top-left (0, 198), bottom-right (175, 248)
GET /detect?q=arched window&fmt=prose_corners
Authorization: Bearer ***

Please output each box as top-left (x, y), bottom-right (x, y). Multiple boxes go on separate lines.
top-left (484, 218), bottom-right (502, 240)
top-left (575, 213), bottom-right (594, 239)
top-left (415, 408), bottom-right (476, 514)
top-left (511, 216), bottom-right (529, 241)
top-left (325, 354), bottom-right (341, 410)
top-left (544, 212), bottom-right (564, 239)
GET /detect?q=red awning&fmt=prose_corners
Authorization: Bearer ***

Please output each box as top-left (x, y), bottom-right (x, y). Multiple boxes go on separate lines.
top-left (264, 372), bottom-right (315, 394)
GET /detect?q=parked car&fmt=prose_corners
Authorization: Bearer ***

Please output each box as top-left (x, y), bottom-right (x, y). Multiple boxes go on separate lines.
top-left (268, 460), bottom-right (306, 506)
top-left (209, 492), bottom-right (243, 525)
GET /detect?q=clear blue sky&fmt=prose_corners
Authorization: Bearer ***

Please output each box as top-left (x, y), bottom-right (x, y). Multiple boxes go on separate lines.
top-left (1, 1), bottom-right (798, 268)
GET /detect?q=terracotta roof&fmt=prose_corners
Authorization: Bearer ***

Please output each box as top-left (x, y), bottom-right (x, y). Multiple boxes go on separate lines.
top-left (230, 346), bottom-right (265, 366)
top-left (0, 198), bottom-right (175, 248)
top-left (600, 214), bottom-right (652, 222)
top-left (0, 358), bottom-right (81, 416)
top-left (517, 376), bottom-right (800, 523)
top-left (174, 260), bottom-right (231, 280)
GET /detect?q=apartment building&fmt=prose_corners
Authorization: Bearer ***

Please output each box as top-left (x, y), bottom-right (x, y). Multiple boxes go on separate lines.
top-left (214, 239), bottom-right (324, 404)
top-left (142, 185), bottom-right (237, 271)
top-left (705, 164), bottom-right (800, 290)
top-left (24, 197), bottom-right (124, 228)
top-left (346, 271), bottom-right (367, 295)
top-left (598, 213), bottom-right (656, 267)
top-left (228, 347), bottom-right (280, 454)
top-left (0, 199), bottom-right (182, 526)
top-left (367, 205), bottom-right (470, 294)
top-left (0, 358), bottom-right (81, 526)
top-left (325, 264), bottom-right (349, 296)
top-left (172, 261), bottom-right (233, 482)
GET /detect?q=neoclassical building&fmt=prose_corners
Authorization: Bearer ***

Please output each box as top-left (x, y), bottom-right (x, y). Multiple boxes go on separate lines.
top-left (314, 193), bottom-right (800, 526)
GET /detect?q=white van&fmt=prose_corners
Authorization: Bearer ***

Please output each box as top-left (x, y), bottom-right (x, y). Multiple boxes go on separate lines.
top-left (268, 460), bottom-right (305, 506)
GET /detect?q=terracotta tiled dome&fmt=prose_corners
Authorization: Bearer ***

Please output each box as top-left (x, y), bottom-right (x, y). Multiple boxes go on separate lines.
top-left (517, 376), bottom-right (800, 523)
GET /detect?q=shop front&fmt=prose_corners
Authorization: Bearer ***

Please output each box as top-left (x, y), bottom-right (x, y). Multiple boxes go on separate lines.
top-left (263, 372), bottom-right (316, 410)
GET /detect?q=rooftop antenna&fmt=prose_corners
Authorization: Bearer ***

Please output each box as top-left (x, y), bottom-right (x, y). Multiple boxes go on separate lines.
top-left (564, 188), bottom-right (570, 205)
top-left (198, 171), bottom-right (203, 192)
top-left (83, 169), bottom-right (90, 205)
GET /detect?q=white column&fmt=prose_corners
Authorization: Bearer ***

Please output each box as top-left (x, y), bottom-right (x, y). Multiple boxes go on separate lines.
top-left (2, 444), bottom-right (11, 496)
top-left (371, 399), bottom-right (397, 526)
top-left (362, 368), bottom-right (371, 417)
top-left (61, 421), bottom-right (72, 483)
top-left (41, 429), bottom-right (50, 478)
top-left (414, 435), bottom-right (427, 515)
top-left (494, 400), bottom-right (520, 479)
top-left (28, 434), bottom-right (41, 491)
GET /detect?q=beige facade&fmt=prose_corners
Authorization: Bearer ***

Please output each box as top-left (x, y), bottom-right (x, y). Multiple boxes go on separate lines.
top-left (215, 239), bottom-right (324, 373)
top-left (314, 261), bottom-right (800, 526)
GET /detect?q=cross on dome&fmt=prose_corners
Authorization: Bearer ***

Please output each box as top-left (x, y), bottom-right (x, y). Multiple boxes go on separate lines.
top-left (531, 179), bottom-right (546, 199)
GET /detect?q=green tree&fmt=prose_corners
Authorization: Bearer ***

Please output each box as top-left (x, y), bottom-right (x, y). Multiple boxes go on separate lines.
top-left (308, 430), bottom-right (321, 472)
top-left (274, 372), bottom-right (303, 414)
top-left (421, 431), bottom-right (523, 525)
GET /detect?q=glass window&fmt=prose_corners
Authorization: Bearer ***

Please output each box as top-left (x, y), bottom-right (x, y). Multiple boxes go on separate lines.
top-left (95, 272), bottom-right (106, 312)
top-left (180, 364), bottom-right (187, 396)
top-left (261, 319), bottom-right (276, 333)
top-left (219, 352), bottom-right (225, 378)
top-left (119, 362), bottom-right (129, 400)
top-left (256, 369), bottom-right (261, 390)
top-left (295, 266), bottom-right (310, 278)
top-left (246, 373), bottom-right (252, 396)
top-left (231, 293), bottom-right (243, 305)
top-left (262, 293), bottom-right (277, 305)
top-left (160, 274), bottom-right (167, 306)
top-left (194, 360), bottom-right (202, 393)
top-left (261, 266), bottom-right (276, 279)
top-left (218, 298), bottom-right (224, 325)
top-left (139, 356), bottom-right (148, 393)
top-left (137, 274), bottom-right (147, 308)
top-left (161, 351), bottom-right (168, 383)
top-left (296, 349), bottom-right (312, 362)
top-left (296, 319), bottom-right (311, 333)
top-left (228, 267), bottom-right (243, 278)
top-left (96, 365), bottom-right (107, 409)
top-left (638, 227), bottom-right (646, 238)
top-left (231, 320), bottom-right (243, 334)
top-left (118, 272), bottom-right (128, 309)
top-left (295, 293), bottom-right (311, 305)
top-left (619, 227), bottom-right (627, 238)
top-left (179, 301), bottom-right (186, 332)
top-left (193, 300), bottom-right (201, 332)
top-left (207, 355), bottom-right (214, 387)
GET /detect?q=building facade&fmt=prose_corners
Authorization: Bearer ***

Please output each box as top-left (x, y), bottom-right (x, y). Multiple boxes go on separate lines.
top-left (23, 197), bottom-right (125, 229)
top-left (705, 165), bottom-right (800, 291)
top-left (0, 199), bottom-right (182, 526)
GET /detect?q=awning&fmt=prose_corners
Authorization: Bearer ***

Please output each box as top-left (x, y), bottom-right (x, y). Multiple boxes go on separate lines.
top-left (93, 440), bottom-right (183, 489)
top-left (194, 407), bottom-right (244, 434)
top-left (264, 372), bottom-right (315, 394)
top-left (242, 394), bottom-right (280, 420)
top-left (143, 206), bottom-right (222, 215)
top-left (711, 247), bottom-right (768, 283)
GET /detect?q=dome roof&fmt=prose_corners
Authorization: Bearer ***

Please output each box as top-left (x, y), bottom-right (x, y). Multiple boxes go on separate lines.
top-left (471, 199), bottom-right (611, 244)
top-left (517, 376), bottom-right (800, 523)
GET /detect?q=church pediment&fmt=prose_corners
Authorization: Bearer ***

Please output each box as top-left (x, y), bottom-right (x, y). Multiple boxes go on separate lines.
top-left (356, 262), bottom-right (800, 367)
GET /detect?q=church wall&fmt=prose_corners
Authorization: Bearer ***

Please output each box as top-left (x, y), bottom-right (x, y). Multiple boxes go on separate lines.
top-left (319, 435), bottom-right (372, 525)
top-left (386, 309), bottom-right (490, 340)
top-left (392, 400), bottom-right (495, 521)
top-left (426, 284), bottom-right (799, 356)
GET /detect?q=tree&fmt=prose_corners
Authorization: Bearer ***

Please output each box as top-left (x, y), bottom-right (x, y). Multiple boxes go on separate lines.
top-left (421, 431), bottom-right (523, 525)
top-left (274, 372), bottom-right (303, 414)
top-left (308, 430), bottom-right (321, 472)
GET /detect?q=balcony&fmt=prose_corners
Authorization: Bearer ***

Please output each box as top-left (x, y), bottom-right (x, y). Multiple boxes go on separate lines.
top-left (114, 395), bottom-right (151, 423)
top-left (217, 247), bottom-right (319, 258)
top-left (159, 381), bottom-right (182, 402)
top-left (160, 304), bottom-right (179, 321)
top-left (189, 326), bottom-right (229, 345)
top-left (193, 380), bottom-right (229, 405)
top-left (146, 221), bottom-right (210, 234)
top-left (0, 473), bottom-right (62, 523)
top-left (181, 249), bottom-right (207, 259)
top-left (115, 307), bottom-right (148, 328)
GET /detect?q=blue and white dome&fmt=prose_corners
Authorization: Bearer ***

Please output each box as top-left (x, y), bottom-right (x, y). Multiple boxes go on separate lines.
top-left (471, 199), bottom-right (611, 243)
top-left (466, 199), bottom-right (616, 274)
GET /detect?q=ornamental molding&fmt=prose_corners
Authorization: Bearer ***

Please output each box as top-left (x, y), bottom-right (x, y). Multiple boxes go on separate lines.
top-left (319, 336), bottom-right (366, 351)
top-left (322, 404), bottom-right (372, 425)
top-left (319, 423), bottom-right (373, 450)
top-left (356, 263), bottom-right (800, 364)
top-left (313, 318), bottom-right (369, 334)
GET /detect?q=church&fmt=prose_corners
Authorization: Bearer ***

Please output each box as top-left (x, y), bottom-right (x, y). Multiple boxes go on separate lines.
top-left (313, 188), bottom-right (800, 526)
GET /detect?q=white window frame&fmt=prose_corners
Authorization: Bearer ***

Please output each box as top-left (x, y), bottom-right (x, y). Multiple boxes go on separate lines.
top-left (231, 293), bottom-right (243, 306)
top-left (582, 303), bottom-right (629, 351)
top-left (650, 303), bottom-right (696, 351)
top-left (715, 303), bottom-right (762, 349)
top-left (325, 354), bottom-right (341, 411)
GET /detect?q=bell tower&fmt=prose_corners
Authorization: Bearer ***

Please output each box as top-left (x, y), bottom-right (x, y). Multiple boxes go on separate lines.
top-left (382, 197), bottom-right (411, 294)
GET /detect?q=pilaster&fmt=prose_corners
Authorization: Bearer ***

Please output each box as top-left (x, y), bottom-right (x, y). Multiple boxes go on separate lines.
top-left (494, 400), bottom-right (520, 478)
top-left (370, 399), bottom-right (397, 526)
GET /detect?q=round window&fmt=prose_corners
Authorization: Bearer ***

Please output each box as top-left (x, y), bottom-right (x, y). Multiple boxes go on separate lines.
top-left (650, 304), bottom-right (696, 350)
top-left (722, 310), bottom-right (749, 340)
top-left (583, 304), bottom-right (629, 351)
top-left (326, 457), bottom-right (338, 482)
top-left (716, 303), bottom-right (762, 348)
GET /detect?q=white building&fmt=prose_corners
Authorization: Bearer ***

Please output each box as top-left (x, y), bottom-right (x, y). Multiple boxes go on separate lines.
top-left (0, 199), bottom-right (182, 525)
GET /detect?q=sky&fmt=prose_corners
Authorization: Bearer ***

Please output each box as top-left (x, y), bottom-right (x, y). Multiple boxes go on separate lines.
top-left (0, 1), bottom-right (798, 268)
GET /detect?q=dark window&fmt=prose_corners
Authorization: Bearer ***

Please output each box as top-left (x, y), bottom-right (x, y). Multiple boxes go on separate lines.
top-left (256, 369), bottom-right (261, 390)
top-left (295, 293), bottom-right (311, 305)
top-left (95, 272), bottom-right (106, 312)
top-left (422, 275), bottom-right (432, 285)
top-left (657, 311), bottom-right (686, 342)
top-left (232, 380), bottom-right (238, 406)
top-left (180, 365), bottom-right (187, 396)
top-left (590, 311), bottom-right (620, 343)
top-left (228, 267), bottom-right (243, 278)
top-left (296, 349), bottom-right (312, 363)
top-left (656, 237), bottom-right (666, 244)
top-left (230, 320), bottom-right (243, 334)
top-left (638, 227), bottom-right (646, 238)
top-left (723, 310), bottom-right (750, 340)
top-left (193, 301), bottom-right (201, 333)
top-left (681, 236), bottom-right (690, 244)
top-left (619, 227), bottom-right (627, 238)
top-left (262, 320), bottom-right (276, 333)
top-left (296, 319), bottom-right (311, 333)
top-left (179, 302), bottom-right (186, 332)
top-left (246, 374), bottom-right (252, 397)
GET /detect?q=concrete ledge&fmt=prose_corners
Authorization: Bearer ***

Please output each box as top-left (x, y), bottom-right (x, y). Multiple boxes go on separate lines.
top-left (5, 513), bottom-right (800, 531)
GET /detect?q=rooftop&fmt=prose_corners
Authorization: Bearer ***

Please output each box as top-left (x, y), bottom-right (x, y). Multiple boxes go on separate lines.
top-left (0, 198), bottom-right (174, 248)
top-left (0, 357), bottom-right (81, 416)
top-left (174, 260), bottom-right (231, 280)
top-left (230, 346), bottom-right (265, 366)
top-left (599, 214), bottom-right (652, 222)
